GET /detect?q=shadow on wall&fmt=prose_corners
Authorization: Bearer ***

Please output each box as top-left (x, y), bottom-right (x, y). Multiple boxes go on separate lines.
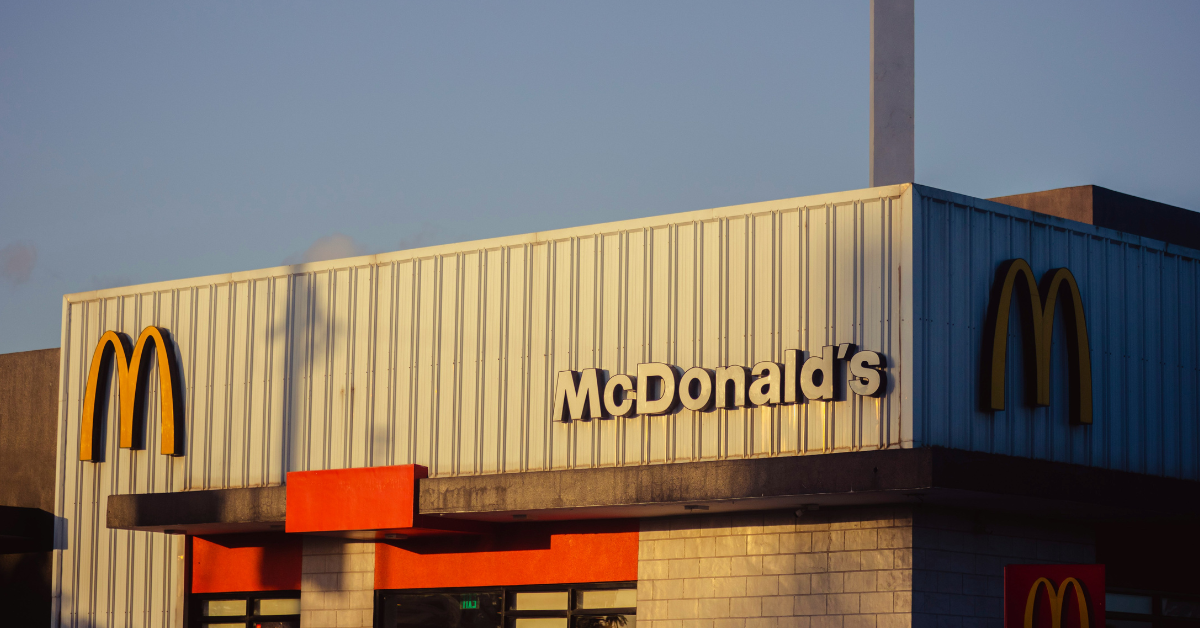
top-left (1099, 522), bottom-right (1200, 592)
top-left (0, 551), bottom-right (52, 627)
top-left (381, 519), bottom-right (640, 556)
top-left (280, 269), bottom-right (330, 475)
top-left (53, 590), bottom-right (108, 628)
top-left (386, 524), bottom-right (552, 555)
top-left (192, 533), bottom-right (303, 594)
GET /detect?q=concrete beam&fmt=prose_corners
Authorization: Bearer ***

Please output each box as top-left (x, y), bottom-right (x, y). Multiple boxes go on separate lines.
top-left (870, 0), bottom-right (915, 187)
top-left (106, 485), bottom-right (286, 534)
top-left (421, 447), bottom-right (1200, 523)
top-left (105, 448), bottom-right (1200, 534)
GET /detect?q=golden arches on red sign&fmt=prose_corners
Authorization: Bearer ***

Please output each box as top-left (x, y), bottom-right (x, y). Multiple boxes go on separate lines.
top-left (1023, 577), bottom-right (1091, 628)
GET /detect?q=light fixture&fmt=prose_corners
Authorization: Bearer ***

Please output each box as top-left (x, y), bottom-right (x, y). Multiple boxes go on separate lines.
top-left (384, 533), bottom-right (407, 540)
top-left (684, 505), bottom-right (709, 511)
top-left (794, 504), bottom-right (820, 518)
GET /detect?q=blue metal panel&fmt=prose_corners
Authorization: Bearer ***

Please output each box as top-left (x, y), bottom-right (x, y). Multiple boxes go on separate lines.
top-left (911, 185), bottom-right (1200, 480)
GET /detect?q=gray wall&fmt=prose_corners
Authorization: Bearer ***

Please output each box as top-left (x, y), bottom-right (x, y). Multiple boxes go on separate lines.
top-left (0, 347), bottom-right (59, 511)
top-left (911, 509), bottom-right (1095, 628)
top-left (0, 347), bottom-right (61, 628)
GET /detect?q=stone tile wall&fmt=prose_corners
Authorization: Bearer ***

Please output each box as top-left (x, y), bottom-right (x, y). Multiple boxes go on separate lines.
top-left (636, 507), bottom-right (915, 628)
top-left (911, 509), bottom-right (1095, 628)
top-left (300, 536), bottom-right (377, 628)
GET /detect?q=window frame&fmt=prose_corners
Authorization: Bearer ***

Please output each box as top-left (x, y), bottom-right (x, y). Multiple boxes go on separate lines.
top-left (1108, 589), bottom-right (1200, 628)
top-left (189, 590), bottom-right (301, 628)
top-left (375, 581), bottom-right (638, 628)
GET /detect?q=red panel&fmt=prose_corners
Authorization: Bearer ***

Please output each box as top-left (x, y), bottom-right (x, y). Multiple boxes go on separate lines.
top-left (1004, 564), bottom-right (1105, 628)
top-left (286, 464), bottom-right (427, 533)
top-left (375, 519), bottom-right (639, 589)
top-left (192, 533), bottom-right (302, 593)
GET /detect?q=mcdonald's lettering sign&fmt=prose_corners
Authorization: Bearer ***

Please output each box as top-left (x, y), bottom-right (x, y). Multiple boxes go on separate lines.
top-left (79, 326), bottom-right (184, 462)
top-left (1004, 564), bottom-right (1104, 628)
top-left (984, 259), bottom-right (1093, 425)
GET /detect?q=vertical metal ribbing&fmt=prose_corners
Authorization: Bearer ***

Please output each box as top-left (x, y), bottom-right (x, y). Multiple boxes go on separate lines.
top-left (282, 275), bottom-right (297, 475)
top-left (454, 254), bottom-right (464, 476)
top-left (542, 243), bottom-right (554, 471)
top-left (385, 263), bottom-right (398, 468)
top-left (344, 270), bottom-right (355, 470)
top-left (519, 245), bottom-right (530, 472)
top-left (498, 247), bottom-right (510, 472)
top-left (243, 281), bottom-right (255, 486)
top-left (592, 235), bottom-right (602, 468)
top-left (717, 218), bottom-right (727, 459)
top-left (617, 232), bottom-right (628, 465)
top-left (642, 226), bottom-right (650, 463)
top-left (692, 222), bottom-right (701, 459)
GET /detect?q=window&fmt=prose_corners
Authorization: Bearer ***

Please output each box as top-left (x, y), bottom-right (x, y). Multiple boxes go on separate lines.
top-left (377, 582), bottom-right (637, 628)
top-left (190, 591), bottom-right (301, 628)
top-left (1108, 590), bottom-right (1200, 628)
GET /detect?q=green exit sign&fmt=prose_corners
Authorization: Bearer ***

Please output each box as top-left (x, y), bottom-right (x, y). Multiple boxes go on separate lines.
top-left (461, 600), bottom-right (479, 610)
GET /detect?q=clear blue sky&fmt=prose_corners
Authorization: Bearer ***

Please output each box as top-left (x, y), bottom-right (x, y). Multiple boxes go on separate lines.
top-left (2, 1), bottom-right (1198, 354)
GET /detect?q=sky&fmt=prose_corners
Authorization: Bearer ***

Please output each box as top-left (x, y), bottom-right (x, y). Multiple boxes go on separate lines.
top-left (2, 1), bottom-right (1198, 354)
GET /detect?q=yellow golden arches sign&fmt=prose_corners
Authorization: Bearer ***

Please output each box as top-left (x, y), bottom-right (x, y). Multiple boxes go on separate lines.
top-left (984, 259), bottom-right (1093, 425)
top-left (79, 326), bottom-right (184, 461)
top-left (1024, 577), bottom-right (1090, 628)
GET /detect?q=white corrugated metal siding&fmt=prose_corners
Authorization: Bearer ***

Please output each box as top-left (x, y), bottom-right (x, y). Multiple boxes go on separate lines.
top-left (51, 186), bottom-right (914, 626)
top-left (911, 185), bottom-right (1200, 480)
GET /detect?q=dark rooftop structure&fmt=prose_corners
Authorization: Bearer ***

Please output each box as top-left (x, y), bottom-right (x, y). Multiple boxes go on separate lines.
top-left (991, 184), bottom-right (1200, 251)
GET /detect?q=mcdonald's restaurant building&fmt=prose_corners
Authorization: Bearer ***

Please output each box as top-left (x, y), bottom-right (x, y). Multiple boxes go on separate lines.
top-left (2, 183), bottom-right (1200, 628)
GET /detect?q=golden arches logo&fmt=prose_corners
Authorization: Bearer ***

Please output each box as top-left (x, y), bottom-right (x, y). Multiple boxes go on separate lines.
top-left (79, 326), bottom-right (184, 461)
top-left (1024, 577), bottom-right (1091, 628)
top-left (985, 259), bottom-right (1093, 425)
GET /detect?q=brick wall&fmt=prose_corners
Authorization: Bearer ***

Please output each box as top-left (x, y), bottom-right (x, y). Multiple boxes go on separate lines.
top-left (290, 506), bottom-right (1093, 628)
top-left (637, 507), bottom-right (915, 628)
top-left (301, 536), bottom-right (377, 628)
top-left (911, 509), bottom-right (1095, 628)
